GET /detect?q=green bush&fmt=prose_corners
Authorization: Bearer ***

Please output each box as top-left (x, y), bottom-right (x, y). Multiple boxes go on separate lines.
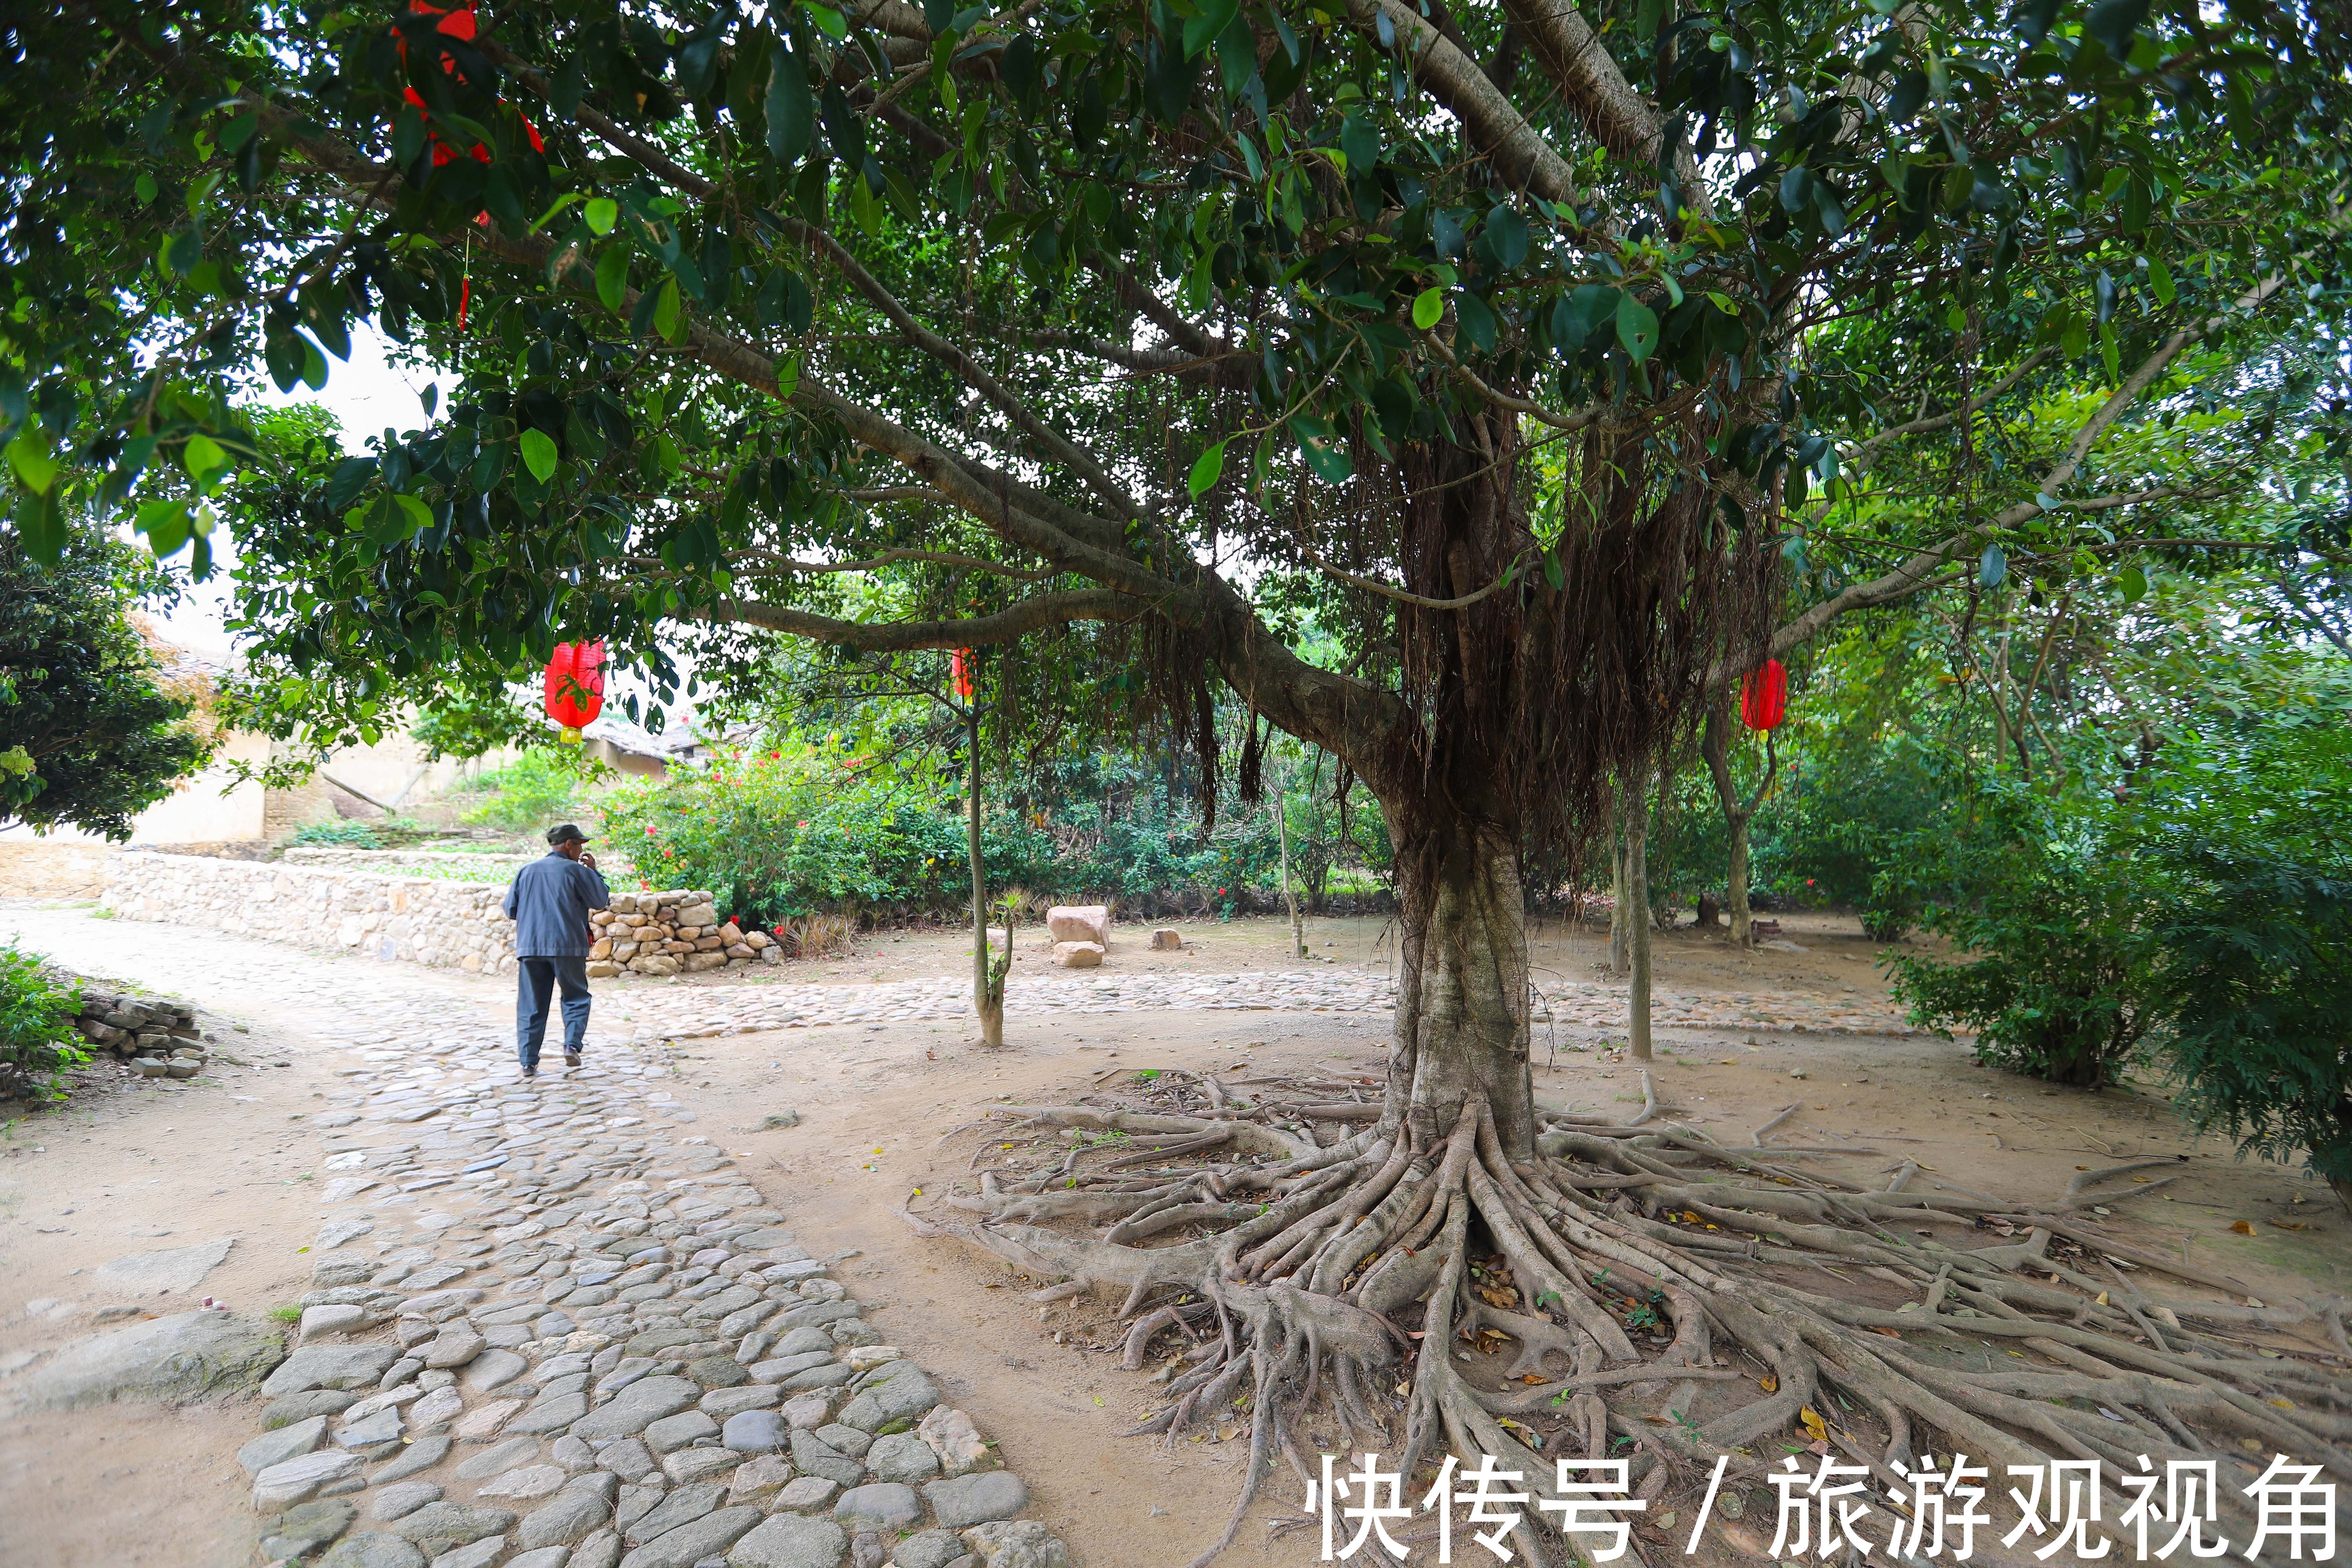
top-left (291, 820), bottom-right (384, 848)
top-left (0, 945), bottom-right (88, 1102)
top-left (2134, 727), bottom-right (2352, 1206)
top-left (1888, 791), bottom-right (2156, 1087)
top-left (1893, 728), bottom-right (2352, 1196)
top-left (602, 740), bottom-right (1044, 924)
top-left (459, 749), bottom-right (601, 834)
top-left (596, 737), bottom-right (1360, 927)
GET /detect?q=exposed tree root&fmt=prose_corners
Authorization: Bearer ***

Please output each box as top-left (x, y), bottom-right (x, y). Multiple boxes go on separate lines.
top-left (921, 1072), bottom-right (2352, 1561)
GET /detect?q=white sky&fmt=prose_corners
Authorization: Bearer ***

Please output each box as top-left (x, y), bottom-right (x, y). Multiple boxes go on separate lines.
top-left (157, 327), bottom-right (440, 656)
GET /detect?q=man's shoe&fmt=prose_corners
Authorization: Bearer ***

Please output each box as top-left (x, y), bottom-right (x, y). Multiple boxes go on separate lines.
top-left (522, 1066), bottom-right (538, 1078)
top-left (564, 1051), bottom-right (583, 1069)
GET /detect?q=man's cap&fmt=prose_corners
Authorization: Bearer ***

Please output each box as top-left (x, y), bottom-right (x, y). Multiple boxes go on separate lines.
top-left (547, 824), bottom-right (590, 845)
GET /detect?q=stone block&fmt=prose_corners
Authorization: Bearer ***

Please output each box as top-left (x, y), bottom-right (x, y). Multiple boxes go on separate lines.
top-left (1048, 942), bottom-right (1103, 969)
top-left (727, 1512), bottom-right (848, 1568)
top-left (925, 1472), bottom-right (1026, 1529)
top-left (831, 1484), bottom-right (920, 1532)
top-left (1044, 905), bottom-right (1109, 946)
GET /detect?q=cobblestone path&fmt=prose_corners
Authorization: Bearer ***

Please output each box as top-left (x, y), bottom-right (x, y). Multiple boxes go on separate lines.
top-left (250, 1026), bottom-right (1066, 1568)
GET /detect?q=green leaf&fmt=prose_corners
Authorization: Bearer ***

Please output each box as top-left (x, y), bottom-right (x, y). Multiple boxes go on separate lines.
top-left (596, 247), bottom-right (630, 312)
top-left (2118, 565), bottom-right (2148, 605)
top-left (2148, 257), bottom-right (2175, 306)
top-left (654, 277), bottom-right (683, 341)
top-left (803, 4), bottom-right (848, 41)
top-left (1979, 543), bottom-right (2007, 589)
top-left (1184, 0), bottom-right (1240, 59)
top-left (138, 497), bottom-right (191, 557)
top-left (7, 434), bottom-right (57, 494)
top-left (182, 432), bottom-right (228, 488)
top-left (529, 193), bottom-right (583, 234)
top-left (585, 198), bottom-right (619, 236)
top-left (1188, 441), bottom-right (1226, 498)
top-left (1291, 416), bottom-right (1352, 485)
top-left (1411, 287), bottom-right (1444, 331)
top-left (1615, 294), bottom-right (1659, 361)
top-left (519, 428), bottom-right (559, 484)
top-left (766, 49), bottom-right (813, 162)
top-left (392, 493), bottom-right (433, 536)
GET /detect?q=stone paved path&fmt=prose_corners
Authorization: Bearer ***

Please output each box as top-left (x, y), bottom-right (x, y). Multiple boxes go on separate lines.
top-left (612, 969), bottom-right (1921, 1042)
top-left (245, 1025), bottom-right (1067, 1568)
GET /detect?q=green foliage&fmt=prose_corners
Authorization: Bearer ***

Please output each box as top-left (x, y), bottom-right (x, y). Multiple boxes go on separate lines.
top-left (0, 0), bottom-right (2338, 802)
top-left (0, 946), bottom-right (87, 1103)
top-left (1892, 725), bottom-right (2352, 1156)
top-left (411, 690), bottom-right (553, 762)
top-left (290, 820), bottom-right (385, 849)
top-left (457, 748), bottom-right (604, 835)
top-left (1889, 782), bottom-right (2156, 1087)
top-left (0, 525), bottom-right (213, 839)
top-left (598, 730), bottom-right (1383, 927)
top-left (2133, 727), bottom-right (2352, 1202)
top-left (601, 738), bottom-right (1045, 924)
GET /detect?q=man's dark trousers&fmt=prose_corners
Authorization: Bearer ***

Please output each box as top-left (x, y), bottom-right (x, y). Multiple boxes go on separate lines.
top-left (516, 956), bottom-right (592, 1070)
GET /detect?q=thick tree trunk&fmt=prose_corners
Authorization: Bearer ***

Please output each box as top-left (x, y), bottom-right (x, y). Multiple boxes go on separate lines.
top-left (1389, 807), bottom-right (1538, 1158)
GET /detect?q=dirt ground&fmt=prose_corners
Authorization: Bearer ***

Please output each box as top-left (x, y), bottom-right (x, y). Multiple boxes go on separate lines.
top-left (2, 905), bottom-right (2344, 1568)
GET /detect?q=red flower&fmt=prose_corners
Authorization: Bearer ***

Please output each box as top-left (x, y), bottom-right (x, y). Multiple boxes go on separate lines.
top-left (797, 820), bottom-right (810, 830)
top-left (1806, 879), bottom-right (1816, 887)
top-left (770, 750), bottom-right (780, 760)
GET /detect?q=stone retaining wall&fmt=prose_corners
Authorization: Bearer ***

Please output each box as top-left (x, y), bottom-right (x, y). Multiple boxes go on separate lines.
top-left (99, 851), bottom-right (736, 978)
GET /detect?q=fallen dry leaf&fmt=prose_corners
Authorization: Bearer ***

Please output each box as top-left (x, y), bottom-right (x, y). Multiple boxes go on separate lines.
top-left (1760, 1374), bottom-right (1779, 1394)
top-left (1871, 1326), bottom-right (1902, 1338)
top-left (2230, 1220), bottom-right (2257, 1236)
top-left (2269, 1219), bottom-right (2311, 1231)
top-left (1799, 1407), bottom-right (1829, 1442)
top-left (1521, 1374), bottom-right (1547, 1386)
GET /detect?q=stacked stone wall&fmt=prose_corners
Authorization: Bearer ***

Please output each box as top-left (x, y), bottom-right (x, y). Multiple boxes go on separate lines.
top-left (589, 891), bottom-right (778, 977)
top-left (99, 851), bottom-right (729, 978)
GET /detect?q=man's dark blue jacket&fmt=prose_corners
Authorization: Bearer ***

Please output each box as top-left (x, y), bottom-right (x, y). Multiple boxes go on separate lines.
top-left (502, 851), bottom-right (611, 958)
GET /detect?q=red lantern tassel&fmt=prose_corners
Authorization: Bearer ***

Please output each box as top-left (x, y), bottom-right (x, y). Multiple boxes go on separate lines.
top-left (455, 274), bottom-right (470, 332)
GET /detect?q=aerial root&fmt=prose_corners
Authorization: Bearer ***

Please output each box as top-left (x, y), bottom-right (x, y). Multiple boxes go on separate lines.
top-left (936, 1083), bottom-right (2352, 1565)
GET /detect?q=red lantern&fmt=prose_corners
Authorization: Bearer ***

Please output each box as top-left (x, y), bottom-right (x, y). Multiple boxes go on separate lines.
top-left (544, 640), bottom-right (605, 740)
top-left (1740, 658), bottom-right (1788, 732)
top-left (950, 648), bottom-right (974, 702)
top-left (394, 4), bottom-right (546, 162)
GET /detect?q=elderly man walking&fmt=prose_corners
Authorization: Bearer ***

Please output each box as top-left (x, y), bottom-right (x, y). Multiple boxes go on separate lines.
top-left (502, 823), bottom-right (611, 1076)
